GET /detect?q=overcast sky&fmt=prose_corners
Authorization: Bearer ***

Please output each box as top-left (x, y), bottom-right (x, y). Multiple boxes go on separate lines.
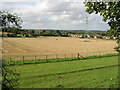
top-left (1, 0), bottom-right (110, 31)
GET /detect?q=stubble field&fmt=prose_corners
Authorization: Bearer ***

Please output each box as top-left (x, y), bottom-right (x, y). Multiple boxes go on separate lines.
top-left (2, 37), bottom-right (117, 56)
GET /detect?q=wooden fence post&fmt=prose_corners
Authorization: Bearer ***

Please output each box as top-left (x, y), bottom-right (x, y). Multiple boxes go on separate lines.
top-left (35, 56), bottom-right (36, 60)
top-left (46, 55), bottom-right (47, 60)
top-left (71, 54), bottom-right (73, 59)
top-left (78, 53), bottom-right (79, 59)
top-left (65, 54), bottom-right (66, 59)
top-left (56, 54), bottom-right (58, 59)
top-left (10, 57), bottom-right (11, 62)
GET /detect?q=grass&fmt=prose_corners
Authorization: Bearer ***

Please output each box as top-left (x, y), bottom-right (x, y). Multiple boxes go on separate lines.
top-left (18, 67), bottom-right (118, 88)
top-left (3, 53), bottom-right (119, 66)
top-left (7, 56), bottom-right (118, 88)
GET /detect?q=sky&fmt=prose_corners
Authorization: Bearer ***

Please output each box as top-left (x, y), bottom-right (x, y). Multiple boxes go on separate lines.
top-left (1, 0), bottom-right (110, 31)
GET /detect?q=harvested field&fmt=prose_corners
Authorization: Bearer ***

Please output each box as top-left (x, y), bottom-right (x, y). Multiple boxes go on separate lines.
top-left (1, 37), bottom-right (117, 56)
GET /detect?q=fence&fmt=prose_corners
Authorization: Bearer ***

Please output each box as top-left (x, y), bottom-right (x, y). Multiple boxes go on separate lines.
top-left (2, 50), bottom-right (118, 62)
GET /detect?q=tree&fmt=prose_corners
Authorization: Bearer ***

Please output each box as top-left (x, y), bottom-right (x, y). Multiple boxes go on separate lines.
top-left (0, 11), bottom-right (22, 35)
top-left (2, 65), bottom-right (20, 89)
top-left (0, 10), bottom-right (21, 89)
top-left (84, 1), bottom-right (120, 52)
top-left (56, 30), bottom-right (62, 36)
top-left (0, 11), bottom-right (22, 28)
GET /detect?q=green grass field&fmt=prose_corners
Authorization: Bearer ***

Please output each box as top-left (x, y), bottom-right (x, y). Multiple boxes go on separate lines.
top-left (7, 56), bottom-right (119, 88)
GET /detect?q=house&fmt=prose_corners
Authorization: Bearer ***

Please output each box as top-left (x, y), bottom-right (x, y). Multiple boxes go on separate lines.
top-left (34, 30), bottom-right (43, 34)
top-left (69, 34), bottom-right (91, 38)
top-left (102, 36), bottom-right (111, 40)
top-left (89, 35), bottom-right (94, 38)
top-left (94, 35), bottom-right (103, 39)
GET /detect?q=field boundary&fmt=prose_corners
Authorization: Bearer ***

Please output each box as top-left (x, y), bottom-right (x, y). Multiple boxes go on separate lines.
top-left (3, 51), bottom-right (117, 61)
top-left (3, 53), bottom-right (119, 66)
top-left (24, 65), bottom-right (120, 79)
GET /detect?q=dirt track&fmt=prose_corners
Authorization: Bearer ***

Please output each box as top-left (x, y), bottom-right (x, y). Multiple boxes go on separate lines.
top-left (1, 37), bottom-right (117, 56)
top-left (24, 65), bottom-right (119, 79)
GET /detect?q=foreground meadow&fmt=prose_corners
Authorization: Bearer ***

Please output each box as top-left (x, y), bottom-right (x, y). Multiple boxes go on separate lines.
top-left (8, 56), bottom-right (118, 88)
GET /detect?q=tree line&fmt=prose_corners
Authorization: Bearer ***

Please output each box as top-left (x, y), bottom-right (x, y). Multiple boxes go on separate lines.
top-left (1, 27), bottom-right (111, 38)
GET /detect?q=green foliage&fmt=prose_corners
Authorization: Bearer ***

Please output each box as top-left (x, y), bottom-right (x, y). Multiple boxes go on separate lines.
top-left (106, 29), bottom-right (116, 37)
top-left (0, 11), bottom-right (22, 28)
top-left (84, 1), bottom-right (120, 52)
top-left (2, 66), bottom-right (20, 88)
top-left (114, 46), bottom-right (120, 52)
top-left (1, 11), bottom-right (22, 38)
top-left (2, 34), bottom-right (8, 37)
top-left (1, 10), bottom-right (21, 89)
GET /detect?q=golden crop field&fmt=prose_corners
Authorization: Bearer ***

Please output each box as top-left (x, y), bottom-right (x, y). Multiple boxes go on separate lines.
top-left (1, 37), bottom-right (117, 56)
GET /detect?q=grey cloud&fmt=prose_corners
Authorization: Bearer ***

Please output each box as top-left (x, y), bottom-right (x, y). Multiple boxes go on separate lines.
top-left (2, 1), bottom-right (109, 30)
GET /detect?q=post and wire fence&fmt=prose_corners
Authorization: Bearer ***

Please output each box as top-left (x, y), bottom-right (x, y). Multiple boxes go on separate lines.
top-left (2, 50), bottom-right (118, 62)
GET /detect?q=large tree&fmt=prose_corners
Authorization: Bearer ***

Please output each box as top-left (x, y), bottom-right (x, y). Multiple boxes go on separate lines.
top-left (0, 11), bottom-right (21, 89)
top-left (0, 11), bottom-right (22, 35)
top-left (0, 11), bottom-right (22, 28)
top-left (84, 1), bottom-right (120, 52)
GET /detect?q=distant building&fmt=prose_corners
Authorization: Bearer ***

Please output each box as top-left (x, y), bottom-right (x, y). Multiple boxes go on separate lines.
top-left (34, 30), bottom-right (43, 34)
top-left (89, 35), bottom-right (94, 38)
top-left (69, 33), bottom-right (115, 40)
top-left (94, 35), bottom-right (103, 39)
top-left (102, 36), bottom-right (111, 40)
top-left (69, 34), bottom-right (91, 38)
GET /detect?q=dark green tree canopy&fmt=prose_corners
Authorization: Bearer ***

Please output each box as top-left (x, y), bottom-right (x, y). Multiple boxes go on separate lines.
top-left (0, 11), bottom-right (22, 28)
top-left (84, 1), bottom-right (120, 52)
top-left (1, 10), bottom-right (21, 89)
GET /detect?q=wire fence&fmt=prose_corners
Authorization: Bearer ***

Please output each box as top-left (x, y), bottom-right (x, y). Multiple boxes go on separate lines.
top-left (2, 50), bottom-right (118, 62)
